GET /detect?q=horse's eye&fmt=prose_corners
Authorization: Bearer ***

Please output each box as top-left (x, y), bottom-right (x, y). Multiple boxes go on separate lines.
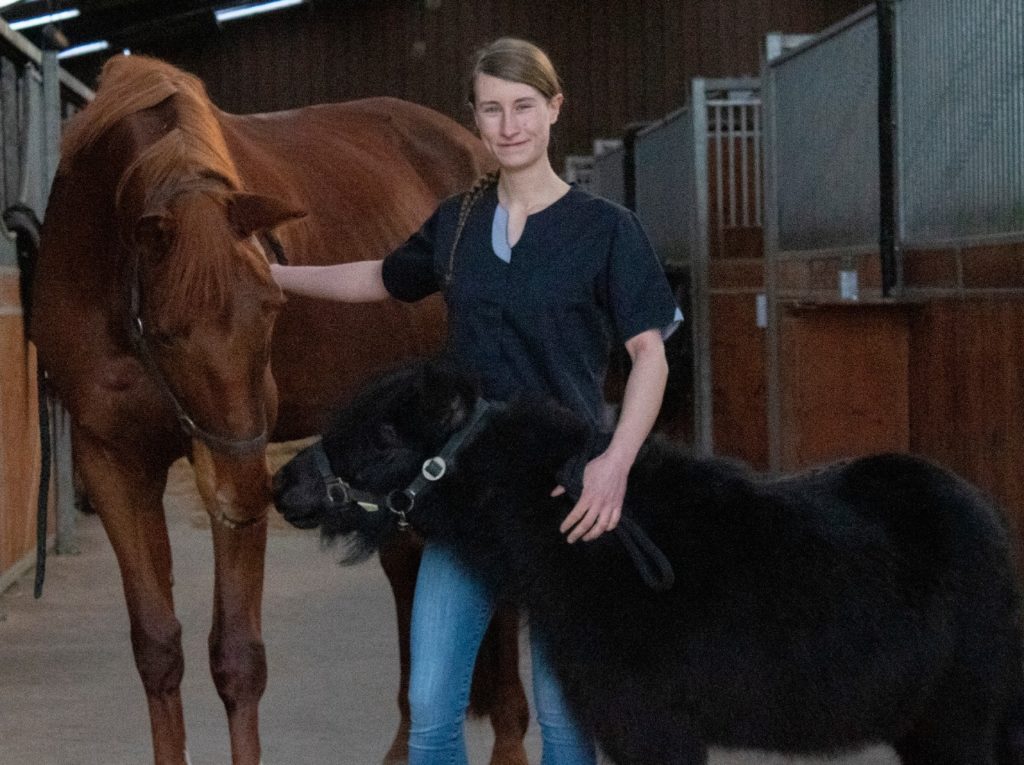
top-left (378, 423), bottom-right (401, 447)
top-left (148, 329), bottom-right (177, 348)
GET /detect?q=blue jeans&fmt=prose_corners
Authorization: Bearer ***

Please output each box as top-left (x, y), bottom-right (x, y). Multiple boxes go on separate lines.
top-left (408, 541), bottom-right (597, 765)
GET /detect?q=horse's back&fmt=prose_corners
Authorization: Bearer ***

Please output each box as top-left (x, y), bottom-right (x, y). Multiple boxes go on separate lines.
top-left (217, 99), bottom-right (491, 437)
top-left (219, 97), bottom-right (490, 267)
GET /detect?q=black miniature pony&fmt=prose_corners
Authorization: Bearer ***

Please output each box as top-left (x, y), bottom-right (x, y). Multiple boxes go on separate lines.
top-left (273, 358), bottom-right (1024, 765)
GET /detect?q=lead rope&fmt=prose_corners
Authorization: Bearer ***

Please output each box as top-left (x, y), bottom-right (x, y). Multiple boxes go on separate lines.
top-left (557, 437), bottom-right (676, 592)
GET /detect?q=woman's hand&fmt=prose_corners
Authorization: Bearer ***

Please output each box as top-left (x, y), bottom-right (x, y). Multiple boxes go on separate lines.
top-left (553, 450), bottom-right (630, 543)
top-left (552, 328), bottom-right (667, 545)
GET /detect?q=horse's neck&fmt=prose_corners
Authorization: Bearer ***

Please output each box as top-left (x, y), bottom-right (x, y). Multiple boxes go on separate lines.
top-left (41, 108), bottom-right (176, 315)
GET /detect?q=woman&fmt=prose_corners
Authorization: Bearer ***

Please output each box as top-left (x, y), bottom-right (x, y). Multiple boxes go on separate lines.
top-left (271, 37), bottom-right (680, 765)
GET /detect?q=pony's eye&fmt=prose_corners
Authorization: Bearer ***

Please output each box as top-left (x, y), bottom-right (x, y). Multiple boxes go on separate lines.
top-left (378, 423), bottom-right (401, 447)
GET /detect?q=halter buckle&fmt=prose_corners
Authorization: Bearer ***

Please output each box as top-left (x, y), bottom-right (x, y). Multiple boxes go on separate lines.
top-left (421, 456), bottom-right (446, 481)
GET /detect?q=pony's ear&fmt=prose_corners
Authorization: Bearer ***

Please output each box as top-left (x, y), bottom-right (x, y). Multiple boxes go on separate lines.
top-left (134, 212), bottom-right (175, 258)
top-left (416, 361), bottom-right (469, 432)
top-left (227, 192), bottom-right (306, 237)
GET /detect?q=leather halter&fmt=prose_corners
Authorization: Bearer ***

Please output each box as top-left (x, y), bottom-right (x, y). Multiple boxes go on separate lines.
top-left (124, 219), bottom-right (288, 457)
top-left (313, 396), bottom-right (675, 591)
top-left (312, 398), bottom-right (496, 530)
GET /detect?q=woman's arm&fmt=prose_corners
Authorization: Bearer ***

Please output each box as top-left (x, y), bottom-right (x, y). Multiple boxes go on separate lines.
top-left (269, 260), bottom-right (389, 303)
top-left (557, 328), bottom-right (668, 543)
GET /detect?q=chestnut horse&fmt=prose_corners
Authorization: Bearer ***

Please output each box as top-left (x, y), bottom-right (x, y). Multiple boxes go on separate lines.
top-left (31, 56), bottom-right (527, 765)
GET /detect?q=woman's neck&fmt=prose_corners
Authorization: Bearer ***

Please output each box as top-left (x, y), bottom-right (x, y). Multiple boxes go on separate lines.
top-left (497, 163), bottom-right (570, 214)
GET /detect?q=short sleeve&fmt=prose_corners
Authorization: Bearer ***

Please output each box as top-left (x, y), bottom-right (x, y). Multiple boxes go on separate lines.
top-left (381, 208), bottom-right (442, 303)
top-left (607, 210), bottom-right (681, 343)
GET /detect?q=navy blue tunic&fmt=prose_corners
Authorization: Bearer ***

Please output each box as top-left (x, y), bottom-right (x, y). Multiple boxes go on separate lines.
top-left (381, 185), bottom-right (679, 430)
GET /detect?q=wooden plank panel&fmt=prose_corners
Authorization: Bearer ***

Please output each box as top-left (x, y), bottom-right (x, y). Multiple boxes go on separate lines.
top-left (908, 298), bottom-right (1024, 564)
top-left (711, 292), bottom-right (769, 469)
top-left (0, 271), bottom-right (43, 576)
top-left (111, 0), bottom-right (866, 170)
top-left (778, 304), bottom-right (910, 471)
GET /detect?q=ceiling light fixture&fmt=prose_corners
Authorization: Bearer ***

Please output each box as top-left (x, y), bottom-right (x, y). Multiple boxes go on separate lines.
top-left (214, 0), bottom-right (305, 24)
top-left (9, 8), bottom-right (80, 30)
top-left (0, 0), bottom-right (25, 10)
top-left (57, 39), bottom-right (109, 59)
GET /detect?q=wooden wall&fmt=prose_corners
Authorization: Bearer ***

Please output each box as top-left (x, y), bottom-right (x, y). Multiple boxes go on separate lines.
top-left (766, 239), bottom-right (1024, 565)
top-left (0, 268), bottom-right (48, 579)
top-left (63, 0), bottom-right (868, 170)
top-left (776, 303), bottom-right (910, 471)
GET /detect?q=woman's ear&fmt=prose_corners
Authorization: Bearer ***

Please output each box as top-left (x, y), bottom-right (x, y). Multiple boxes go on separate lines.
top-left (548, 93), bottom-right (564, 125)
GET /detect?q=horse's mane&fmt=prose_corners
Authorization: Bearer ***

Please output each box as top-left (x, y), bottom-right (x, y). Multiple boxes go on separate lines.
top-left (62, 55), bottom-right (240, 189)
top-left (62, 55), bottom-right (269, 323)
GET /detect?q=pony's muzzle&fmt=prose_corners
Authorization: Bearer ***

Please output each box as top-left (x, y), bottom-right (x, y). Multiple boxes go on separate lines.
top-left (271, 461), bottom-right (324, 530)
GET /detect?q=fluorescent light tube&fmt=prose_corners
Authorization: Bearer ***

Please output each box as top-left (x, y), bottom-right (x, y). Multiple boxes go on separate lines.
top-left (57, 39), bottom-right (109, 59)
top-left (9, 8), bottom-right (80, 30)
top-left (215, 0), bottom-right (304, 24)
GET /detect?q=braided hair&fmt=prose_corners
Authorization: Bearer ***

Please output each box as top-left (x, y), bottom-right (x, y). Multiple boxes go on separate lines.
top-left (444, 170), bottom-right (500, 289)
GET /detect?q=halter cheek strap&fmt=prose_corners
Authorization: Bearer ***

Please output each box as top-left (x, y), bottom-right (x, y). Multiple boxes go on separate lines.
top-left (312, 398), bottom-right (497, 530)
top-left (124, 221), bottom-right (290, 457)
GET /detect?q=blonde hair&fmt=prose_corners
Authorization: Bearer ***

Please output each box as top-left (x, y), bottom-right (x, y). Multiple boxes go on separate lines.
top-left (467, 37), bottom-right (562, 105)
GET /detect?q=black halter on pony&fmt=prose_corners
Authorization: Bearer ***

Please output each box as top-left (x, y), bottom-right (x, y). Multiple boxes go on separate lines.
top-left (310, 398), bottom-right (496, 530)
top-left (307, 395), bottom-right (676, 592)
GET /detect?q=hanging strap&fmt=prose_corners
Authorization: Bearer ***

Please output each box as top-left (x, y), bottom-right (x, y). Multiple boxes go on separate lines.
top-left (556, 435), bottom-right (676, 592)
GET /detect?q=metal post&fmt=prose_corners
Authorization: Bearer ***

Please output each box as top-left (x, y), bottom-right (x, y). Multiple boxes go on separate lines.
top-left (40, 50), bottom-right (61, 187)
top-left (877, 0), bottom-right (902, 297)
top-left (690, 78), bottom-right (713, 457)
top-left (761, 60), bottom-right (783, 473)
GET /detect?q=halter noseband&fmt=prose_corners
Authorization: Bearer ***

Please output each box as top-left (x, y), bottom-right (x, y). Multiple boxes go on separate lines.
top-left (312, 398), bottom-right (496, 531)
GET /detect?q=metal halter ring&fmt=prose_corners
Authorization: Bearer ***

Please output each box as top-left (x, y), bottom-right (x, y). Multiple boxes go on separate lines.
top-left (386, 489), bottom-right (414, 529)
top-left (325, 477), bottom-right (351, 506)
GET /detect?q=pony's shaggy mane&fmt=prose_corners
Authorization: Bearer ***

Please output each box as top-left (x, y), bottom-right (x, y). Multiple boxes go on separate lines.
top-left (62, 56), bottom-right (269, 324)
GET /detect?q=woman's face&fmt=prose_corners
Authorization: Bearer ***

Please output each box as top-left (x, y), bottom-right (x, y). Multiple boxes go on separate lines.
top-left (473, 73), bottom-right (562, 173)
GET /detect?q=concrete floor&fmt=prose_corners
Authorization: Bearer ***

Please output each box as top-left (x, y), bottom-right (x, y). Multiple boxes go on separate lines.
top-left (0, 459), bottom-right (897, 765)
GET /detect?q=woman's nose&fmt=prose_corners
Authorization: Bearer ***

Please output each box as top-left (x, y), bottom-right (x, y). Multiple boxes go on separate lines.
top-left (500, 112), bottom-right (518, 136)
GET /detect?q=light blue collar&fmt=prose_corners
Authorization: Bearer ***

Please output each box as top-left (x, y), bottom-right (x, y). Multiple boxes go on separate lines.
top-left (491, 203), bottom-right (512, 263)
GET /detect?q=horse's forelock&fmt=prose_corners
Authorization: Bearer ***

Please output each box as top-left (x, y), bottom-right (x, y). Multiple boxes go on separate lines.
top-left (148, 191), bottom-right (271, 330)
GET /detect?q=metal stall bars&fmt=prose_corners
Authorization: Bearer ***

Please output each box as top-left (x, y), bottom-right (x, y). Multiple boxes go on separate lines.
top-left (896, 0), bottom-right (1024, 263)
top-left (761, 6), bottom-right (883, 471)
top-left (632, 78), bottom-right (762, 459)
top-left (592, 138), bottom-right (626, 207)
top-left (0, 19), bottom-right (92, 592)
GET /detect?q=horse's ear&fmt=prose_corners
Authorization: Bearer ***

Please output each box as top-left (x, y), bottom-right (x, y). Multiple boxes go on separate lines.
top-left (134, 212), bottom-right (175, 258)
top-left (227, 192), bottom-right (306, 237)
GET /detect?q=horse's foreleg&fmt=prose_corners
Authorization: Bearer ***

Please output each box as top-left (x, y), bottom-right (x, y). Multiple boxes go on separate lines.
top-left (74, 431), bottom-right (189, 765)
top-left (378, 533), bottom-right (425, 765)
top-left (193, 443), bottom-right (269, 765)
